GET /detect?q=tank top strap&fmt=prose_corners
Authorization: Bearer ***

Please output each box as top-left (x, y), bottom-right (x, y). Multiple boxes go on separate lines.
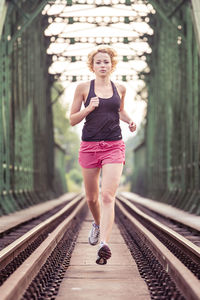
top-left (90, 79), bottom-right (95, 95)
top-left (84, 80), bottom-right (95, 106)
top-left (111, 81), bottom-right (120, 97)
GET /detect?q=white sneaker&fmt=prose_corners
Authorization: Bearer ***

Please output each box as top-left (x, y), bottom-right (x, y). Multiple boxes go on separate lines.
top-left (88, 222), bottom-right (100, 246)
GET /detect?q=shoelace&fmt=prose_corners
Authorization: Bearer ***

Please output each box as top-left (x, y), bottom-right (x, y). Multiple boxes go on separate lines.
top-left (92, 225), bottom-right (99, 238)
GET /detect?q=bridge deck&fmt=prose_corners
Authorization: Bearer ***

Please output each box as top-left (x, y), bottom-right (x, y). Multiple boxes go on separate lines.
top-left (56, 212), bottom-right (150, 300)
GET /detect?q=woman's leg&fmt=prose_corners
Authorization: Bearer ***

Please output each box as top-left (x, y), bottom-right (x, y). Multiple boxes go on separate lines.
top-left (81, 167), bottom-right (101, 225)
top-left (100, 163), bottom-right (123, 243)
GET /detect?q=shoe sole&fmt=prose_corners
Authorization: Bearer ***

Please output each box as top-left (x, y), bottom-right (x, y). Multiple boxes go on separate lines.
top-left (96, 256), bottom-right (107, 265)
top-left (96, 245), bottom-right (112, 265)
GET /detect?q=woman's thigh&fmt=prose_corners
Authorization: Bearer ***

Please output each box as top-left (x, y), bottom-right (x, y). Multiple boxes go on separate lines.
top-left (101, 163), bottom-right (123, 196)
top-left (81, 167), bottom-right (101, 198)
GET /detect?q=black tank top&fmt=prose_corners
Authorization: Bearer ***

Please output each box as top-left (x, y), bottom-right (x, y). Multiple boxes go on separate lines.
top-left (82, 80), bottom-right (122, 141)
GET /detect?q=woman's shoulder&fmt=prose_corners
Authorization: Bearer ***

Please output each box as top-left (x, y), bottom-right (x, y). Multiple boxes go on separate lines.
top-left (75, 81), bottom-right (91, 100)
top-left (113, 81), bottom-right (126, 95)
top-left (76, 80), bottom-right (91, 91)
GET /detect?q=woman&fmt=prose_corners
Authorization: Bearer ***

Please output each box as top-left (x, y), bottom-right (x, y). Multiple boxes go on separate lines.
top-left (70, 46), bottom-right (136, 265)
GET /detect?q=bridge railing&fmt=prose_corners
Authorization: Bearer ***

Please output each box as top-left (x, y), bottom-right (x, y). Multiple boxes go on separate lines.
top-left (132, 0), bottom-right (200, 215)
top-left (0, 2), bottom-right (58, 215)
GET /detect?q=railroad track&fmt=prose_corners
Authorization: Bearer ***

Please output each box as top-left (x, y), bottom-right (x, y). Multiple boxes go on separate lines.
top-left (0, 192), bottom-right (199, 300)
top-left (0, 193), bottom-right (87, 300)
top-left (0, 195), bottom-right (77, 251)
top-left (116, 194), bottom-right (200, 300)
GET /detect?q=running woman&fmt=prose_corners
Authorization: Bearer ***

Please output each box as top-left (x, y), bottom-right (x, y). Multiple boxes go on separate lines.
top-left (70, 46), bottom-right (136, 265)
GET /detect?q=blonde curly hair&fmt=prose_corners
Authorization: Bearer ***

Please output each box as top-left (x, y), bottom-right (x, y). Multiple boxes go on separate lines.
top-left (87, 46), bottom-right (118, 73)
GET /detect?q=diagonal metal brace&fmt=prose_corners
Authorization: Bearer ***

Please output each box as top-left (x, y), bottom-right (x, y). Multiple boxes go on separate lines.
top-left (147, 0), bottom-right (185, 39)
top-left (51, 86), bottom-right (66, 106)
top-left (10, 0), bottom-right (30, 20)
top-left (7, 0), bottom-right (51, 54)
top-left (167, 0), bottom-right (187, 18)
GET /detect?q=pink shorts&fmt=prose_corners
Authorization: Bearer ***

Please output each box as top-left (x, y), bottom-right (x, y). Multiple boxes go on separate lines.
top-left (79, 140), bottom-right (125, 169)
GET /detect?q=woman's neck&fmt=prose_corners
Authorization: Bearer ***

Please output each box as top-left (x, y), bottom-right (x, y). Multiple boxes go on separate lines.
top-left (95, 77), bottom-right (111, 86)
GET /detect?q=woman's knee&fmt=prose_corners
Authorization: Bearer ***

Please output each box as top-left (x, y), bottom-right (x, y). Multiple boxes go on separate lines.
top-left (101, 191), bottom-right (114, 205)
top-left (86, 194), bottom-right (99, 204)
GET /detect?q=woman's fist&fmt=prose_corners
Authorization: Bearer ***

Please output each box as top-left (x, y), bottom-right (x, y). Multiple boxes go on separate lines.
top-left (88, 96), bottom-right (99, 112)
top-left (129, 121), bottom-right (136, 132)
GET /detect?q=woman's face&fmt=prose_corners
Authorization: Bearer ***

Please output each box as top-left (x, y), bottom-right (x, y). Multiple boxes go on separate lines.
top-left (92, 52), bottom-right (112, 76)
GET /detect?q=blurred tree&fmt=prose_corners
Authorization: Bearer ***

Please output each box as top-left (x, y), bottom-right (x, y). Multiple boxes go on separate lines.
top-left (68, 169), bottom-right (83, 185)
top-left (123, 138), bottom-right (134, 188)
top-left (51, 82), bottom-right (82, 187)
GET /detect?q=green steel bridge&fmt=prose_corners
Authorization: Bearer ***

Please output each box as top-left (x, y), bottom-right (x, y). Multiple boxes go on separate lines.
top-left (0, 0), bottom-right (200, 215)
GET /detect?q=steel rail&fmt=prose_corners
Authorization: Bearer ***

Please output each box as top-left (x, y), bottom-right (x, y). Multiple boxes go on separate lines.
top-left (0, 192), bottom-right (77, 235)
top-left (116, 197), bottom-right (200, 300)
top-left (117, 194), bottom-right (200, 260)
top-left (119, 192), bottom-right (200, 232)
top-left (0, 193), bottom-right (84, 270)
top-left (0, 196), bottom-right (86, 300)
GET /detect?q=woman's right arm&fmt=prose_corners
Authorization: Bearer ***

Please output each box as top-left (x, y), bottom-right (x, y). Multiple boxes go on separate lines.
top-left (70, 83), bottom-right (99, 126)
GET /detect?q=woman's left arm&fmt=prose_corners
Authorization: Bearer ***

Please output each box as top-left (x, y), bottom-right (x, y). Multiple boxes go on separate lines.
top-left (119, 84), bottom-right (137, 132)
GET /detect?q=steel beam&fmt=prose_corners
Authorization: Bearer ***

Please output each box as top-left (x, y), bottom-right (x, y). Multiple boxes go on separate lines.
top-left (7, 0), bottom-right (50, 53)
top-left (191, 0), bottom-right (200, 55)
top-left (147, 0), bottom-right (185, 39)
top-left (167, 0), bottom-right (187, 18)
top-left (0, 0), bottom-right (8, 40)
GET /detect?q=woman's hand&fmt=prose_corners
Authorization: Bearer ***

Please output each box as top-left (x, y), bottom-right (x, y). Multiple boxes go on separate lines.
top-left (128, 121), bottom-right (136, 132)
top-left (87, 96), bottom-right (99, 112)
